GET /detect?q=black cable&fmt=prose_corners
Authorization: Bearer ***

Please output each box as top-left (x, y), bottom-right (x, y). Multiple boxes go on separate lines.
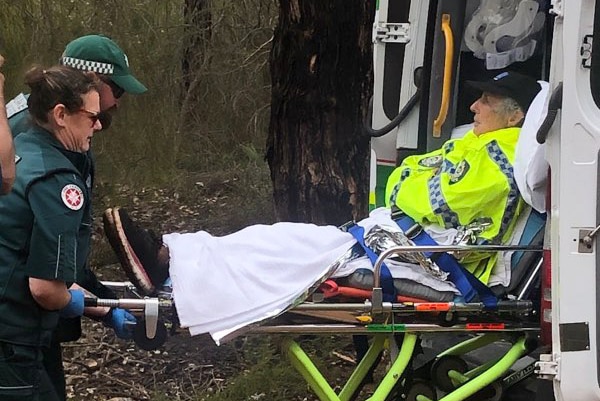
top-left (363, 90), bottom-right (421, 137)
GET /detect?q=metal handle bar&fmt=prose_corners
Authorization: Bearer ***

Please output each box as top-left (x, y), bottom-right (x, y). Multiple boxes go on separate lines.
top-left (433, 14), bottom-right (454, 137)
top-left (295, 299), bottom-right (531, 314)
top-left (372, 244), bottom-right (541, 288)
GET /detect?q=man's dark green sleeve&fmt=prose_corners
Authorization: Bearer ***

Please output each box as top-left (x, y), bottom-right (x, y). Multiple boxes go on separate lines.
top-left (78, 266), bottom-right (116, 299)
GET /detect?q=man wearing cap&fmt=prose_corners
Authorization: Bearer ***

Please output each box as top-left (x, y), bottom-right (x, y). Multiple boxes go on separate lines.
top-left (386, 71), bottom-right (541, 284)
top-left (4, 34), bottom-right (147, 401)
top-left (7, 34), bottom-right (147, 134)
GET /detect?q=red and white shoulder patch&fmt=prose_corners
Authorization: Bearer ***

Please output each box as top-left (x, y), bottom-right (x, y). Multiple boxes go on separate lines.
top-left (61, 184), bottom-right (84, 211)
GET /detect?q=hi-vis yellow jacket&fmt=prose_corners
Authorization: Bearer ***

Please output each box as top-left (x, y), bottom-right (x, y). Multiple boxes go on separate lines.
top-left (385, 127), bottom-right (524, 284)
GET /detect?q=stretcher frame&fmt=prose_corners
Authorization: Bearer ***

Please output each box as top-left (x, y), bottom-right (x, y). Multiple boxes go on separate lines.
top-left (89, 243), bottom-right (543, 401)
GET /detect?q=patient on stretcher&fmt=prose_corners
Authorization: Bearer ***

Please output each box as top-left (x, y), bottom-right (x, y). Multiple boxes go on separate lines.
top-left (103, 71), bottom-right (544, 340)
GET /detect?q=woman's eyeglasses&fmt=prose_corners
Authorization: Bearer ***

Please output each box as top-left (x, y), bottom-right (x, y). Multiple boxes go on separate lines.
top-left (77, 108), bottom-right (102, 127)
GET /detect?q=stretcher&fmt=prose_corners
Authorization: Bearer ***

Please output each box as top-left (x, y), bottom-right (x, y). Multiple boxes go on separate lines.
top-left (87, 226), bottom-right (544, 401)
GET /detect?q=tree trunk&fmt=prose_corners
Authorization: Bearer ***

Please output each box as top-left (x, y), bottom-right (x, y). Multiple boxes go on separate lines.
top-left (267, 0), bottom-right (375, 226)
top-left (181, 0), bottom-right (212, 95)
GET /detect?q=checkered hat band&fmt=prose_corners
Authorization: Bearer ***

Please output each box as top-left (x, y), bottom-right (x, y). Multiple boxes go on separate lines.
top-left (61, 57), bottom-right (114, 75)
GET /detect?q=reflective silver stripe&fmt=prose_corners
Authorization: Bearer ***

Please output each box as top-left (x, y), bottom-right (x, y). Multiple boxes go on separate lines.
top-left (73, 237), bottom-right (77, 282)
top-left (427, 173), bottom-right (460, 228)
top-left (0, 385), bottom-right (34, 390)
top-left (54, 234), bottom-right (61, 278)
top-left (5, 93), bottom-right (28, 118)
top-left (486, 140), bottom-right (519, 242)
top-left (60, 57), bottom-right (114, 75)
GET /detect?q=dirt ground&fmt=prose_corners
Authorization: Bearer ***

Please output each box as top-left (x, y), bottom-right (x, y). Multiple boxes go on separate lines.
top-left (63, 321), bottom-right (245, 400)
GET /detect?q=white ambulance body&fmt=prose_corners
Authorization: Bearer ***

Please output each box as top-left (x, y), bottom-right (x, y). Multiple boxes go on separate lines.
top-left (369, 1), bottom-right (600, 399)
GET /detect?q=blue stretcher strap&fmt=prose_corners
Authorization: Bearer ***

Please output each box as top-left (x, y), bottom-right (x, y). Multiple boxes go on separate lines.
top-left (347, 224), bottom-right (396, 302)
top-left (395, 215), bottom-right (498, 308)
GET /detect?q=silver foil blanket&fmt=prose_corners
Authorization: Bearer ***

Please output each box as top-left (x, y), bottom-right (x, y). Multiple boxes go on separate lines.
top-left (364, 224), bottom-right (448, 281)
top-left (454, 218), bottom-right (493, 246)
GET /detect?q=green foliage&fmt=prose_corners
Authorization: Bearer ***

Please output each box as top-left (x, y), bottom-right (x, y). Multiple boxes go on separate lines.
top-left (0, 0), bottom-right (276, 187)
top-left (176, 0), bottom-right (276, 174)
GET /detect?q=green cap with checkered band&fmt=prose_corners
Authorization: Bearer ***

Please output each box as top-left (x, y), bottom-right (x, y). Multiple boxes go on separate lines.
top-left (60, 34), bottom-right (147, 95)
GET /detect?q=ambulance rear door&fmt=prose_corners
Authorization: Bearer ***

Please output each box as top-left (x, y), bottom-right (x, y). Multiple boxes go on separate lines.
top-left (545, 1), bottom-right (600, 399)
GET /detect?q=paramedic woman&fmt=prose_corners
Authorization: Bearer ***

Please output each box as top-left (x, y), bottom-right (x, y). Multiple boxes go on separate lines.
top-left (5, 35), bottom-right (145, 401)
top-left (0, 65), bottom-right (102, 400)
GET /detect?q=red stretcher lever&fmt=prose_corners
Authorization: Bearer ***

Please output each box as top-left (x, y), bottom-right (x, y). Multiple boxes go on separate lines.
top-left (318, 280), bottom-right (429, 304)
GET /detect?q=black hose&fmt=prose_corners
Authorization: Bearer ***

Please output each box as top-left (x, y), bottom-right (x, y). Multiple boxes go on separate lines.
top-left (363, 90), bottom-right (421, 138)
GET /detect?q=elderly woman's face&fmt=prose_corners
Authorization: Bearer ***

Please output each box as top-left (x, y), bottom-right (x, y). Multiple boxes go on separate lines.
top-left (470, 92), bottom-right (514, 136)
top-left (63, 90), bottom-right (102, 153)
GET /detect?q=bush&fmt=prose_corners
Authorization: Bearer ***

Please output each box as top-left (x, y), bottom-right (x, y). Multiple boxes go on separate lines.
top-left (1, 0), bottom-right (276, 189)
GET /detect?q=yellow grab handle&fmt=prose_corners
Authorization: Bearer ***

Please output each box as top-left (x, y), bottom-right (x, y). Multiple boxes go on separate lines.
top-left (433, 14), bottom-right (454, 138)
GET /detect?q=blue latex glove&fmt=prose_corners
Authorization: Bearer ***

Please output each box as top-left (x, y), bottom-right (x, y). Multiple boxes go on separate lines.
top-left (103, 308), bottom-right (137, 340)
top-left (60, 289), bottom-right (85, 318)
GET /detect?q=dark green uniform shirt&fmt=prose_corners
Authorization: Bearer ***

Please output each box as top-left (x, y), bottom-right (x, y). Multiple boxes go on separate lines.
top-left (0, 127), bottom-right (92, 346)
top-left (6, 93), bottom-right (115, 343)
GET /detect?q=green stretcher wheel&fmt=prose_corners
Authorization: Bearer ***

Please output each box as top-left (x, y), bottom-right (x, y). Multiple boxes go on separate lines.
top-left (405, 379), bottom-right (438, 401)
top-left (430, 355), bottom-right (468, 392)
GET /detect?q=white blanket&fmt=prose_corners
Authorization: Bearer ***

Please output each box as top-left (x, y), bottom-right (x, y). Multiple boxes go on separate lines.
top-left (165, 221), bottom-right (354, 343)
top-left (164, 208), bottom-right (465, 344)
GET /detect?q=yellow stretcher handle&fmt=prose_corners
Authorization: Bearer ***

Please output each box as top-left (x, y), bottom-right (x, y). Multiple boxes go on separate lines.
top-left (433, 14), bottom-right (454, 138)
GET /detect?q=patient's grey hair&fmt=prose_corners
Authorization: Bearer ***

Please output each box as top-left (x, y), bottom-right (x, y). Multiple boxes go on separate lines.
top-left (494, 96), bottom-right (525, 126)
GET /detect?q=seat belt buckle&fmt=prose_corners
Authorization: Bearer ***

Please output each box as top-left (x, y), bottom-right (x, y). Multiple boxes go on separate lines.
top-left (390, 206), bottom-right (405, 220)
top-left (391, 207), bottom-right (423, 239)
top-left (404, 223), bottom-right (423, 240)
top-left (338, 220), bottom-right (357, 233)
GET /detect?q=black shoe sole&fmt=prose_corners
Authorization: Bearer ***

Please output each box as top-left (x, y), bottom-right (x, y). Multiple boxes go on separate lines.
top-left (103, 207), bottom-right (156, 296)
